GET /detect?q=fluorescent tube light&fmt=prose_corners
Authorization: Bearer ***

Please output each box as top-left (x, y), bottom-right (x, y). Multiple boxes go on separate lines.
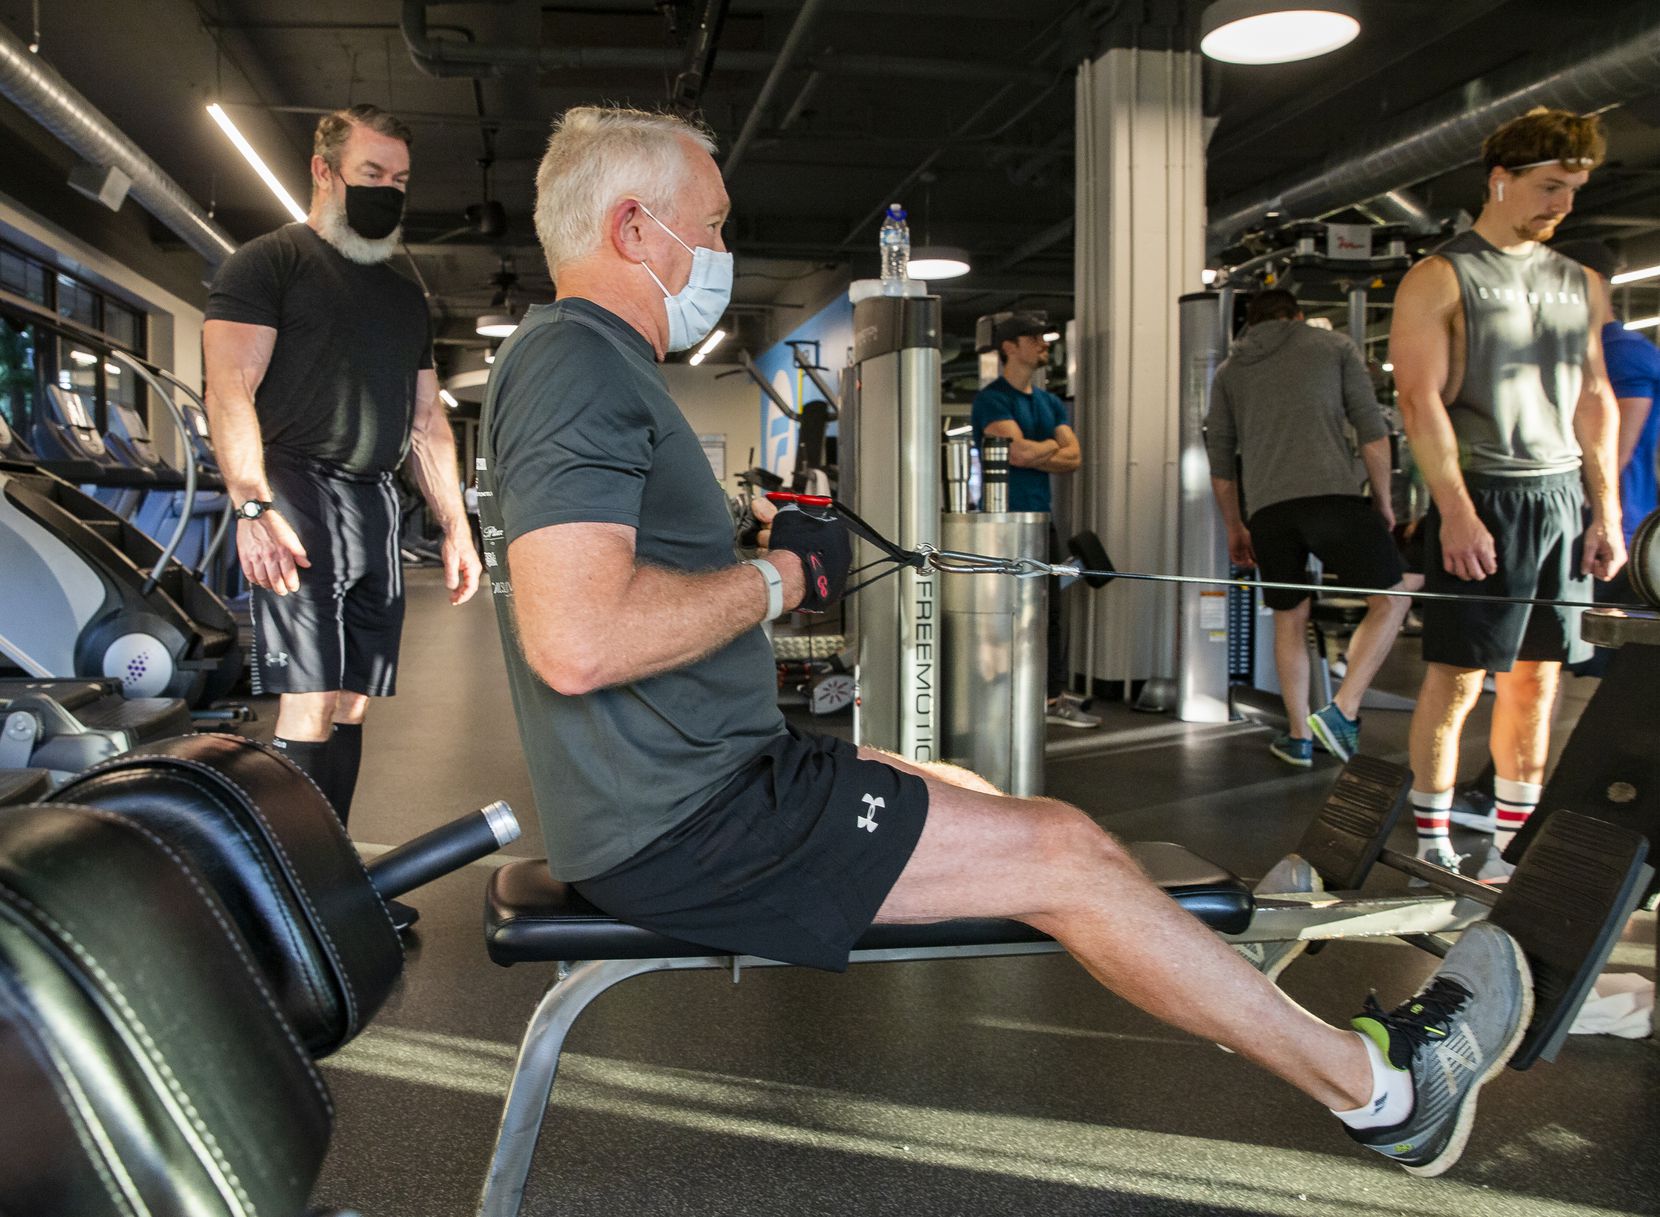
top-left (206, 103), bottom-right (307, 223)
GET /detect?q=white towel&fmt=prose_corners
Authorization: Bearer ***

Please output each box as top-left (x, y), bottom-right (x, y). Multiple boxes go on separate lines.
top-left (1568, 973), bottom-right (1654, 1039)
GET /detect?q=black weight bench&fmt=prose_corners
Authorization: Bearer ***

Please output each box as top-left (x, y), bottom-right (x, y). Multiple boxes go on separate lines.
top-left (476, 840), bottom-right (1253, 1217)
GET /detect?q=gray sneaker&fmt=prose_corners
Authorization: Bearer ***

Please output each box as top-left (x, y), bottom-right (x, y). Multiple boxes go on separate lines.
top-left (1046, 696), bottom-right (1102, 729)
top-left (1345, 922), bottom-right (1533, 1176)
top-left (1235, 854), bottom-right (1323, 982)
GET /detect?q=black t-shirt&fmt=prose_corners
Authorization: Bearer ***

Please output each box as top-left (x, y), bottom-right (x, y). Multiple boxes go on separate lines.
top-left (205, 223), bottom-right (432, 474)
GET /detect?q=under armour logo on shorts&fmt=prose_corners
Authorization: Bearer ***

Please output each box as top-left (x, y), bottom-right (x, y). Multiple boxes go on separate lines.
top-left (858, 793), bottom-right (883, 832)
top-left (265, 652), bottom-right (290, 667)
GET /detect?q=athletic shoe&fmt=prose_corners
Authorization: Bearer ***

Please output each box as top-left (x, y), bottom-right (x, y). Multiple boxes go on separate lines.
top-left (1046, 696), bottom-right (1101, 729)
top-left (1408, 845), bottom-right (1463, 889)
top-left (1450, 787), bottom-right (1497, 834)
top-left (1270, 733), bottom-right (1313, 768)
top-left (1475, 845), bottom-right (1515, 886)
top-left (1235, 854), bottom-right (1324, 982)
top-left (1346, 922), bottom-right (1532, 1176)
top-left (1307, 702), bottom-right (1360, 762)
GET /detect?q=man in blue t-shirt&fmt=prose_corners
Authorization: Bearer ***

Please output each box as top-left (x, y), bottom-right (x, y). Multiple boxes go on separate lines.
top-left (971, 313), bottom-right (1091, 726)
top-left (1560, 242), bottom-right (1660, 561)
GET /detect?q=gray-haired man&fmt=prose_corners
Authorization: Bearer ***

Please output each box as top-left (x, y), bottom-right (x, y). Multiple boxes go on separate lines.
top-left (474, 104), bottom-right (1531, 1178)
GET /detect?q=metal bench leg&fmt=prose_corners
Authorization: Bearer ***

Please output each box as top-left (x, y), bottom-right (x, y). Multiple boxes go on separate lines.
top-left (476, 956), bottom-right (720, 1217)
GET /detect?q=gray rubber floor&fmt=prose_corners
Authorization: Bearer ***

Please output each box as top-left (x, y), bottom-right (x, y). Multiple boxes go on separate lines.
top-left (263, 568), bottom-right (1659, 1217)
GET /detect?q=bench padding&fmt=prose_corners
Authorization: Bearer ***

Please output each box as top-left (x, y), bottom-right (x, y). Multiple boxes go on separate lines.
top-left (486, 840), bottom-right (1253, 965)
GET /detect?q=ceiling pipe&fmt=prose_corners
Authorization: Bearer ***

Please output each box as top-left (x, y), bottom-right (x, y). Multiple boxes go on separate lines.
top-left (724, 0), bottom-right (828, 178)
top-left (0, 21), bottom-right (236, 265)
top-left (1353, 188), bottom-right (1441, 235)
top-left (1207, 5), bottom-right (1660, 248)
top-left (399, 1), bottom-right (1045, 86)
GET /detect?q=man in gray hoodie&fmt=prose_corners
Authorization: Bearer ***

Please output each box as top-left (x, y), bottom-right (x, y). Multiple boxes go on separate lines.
top-left (1206, 290), bottom-right (1411, 767)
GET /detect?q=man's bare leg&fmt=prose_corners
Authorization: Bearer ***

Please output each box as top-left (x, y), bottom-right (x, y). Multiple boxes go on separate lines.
top-left (1481, 660), bottom-right (1560, 874)
top-left (333, 690), bottom-right (371, 728)
top-left (1406, 662), bottom-right (1487, 860)
top-left (871, 773), bottom-right (1372, 1111)
top-left (1407, 663), bottom-right (1487, 795)
top-left (275, 690), bottom-right (342, 742)
top-left (1488, 661), bottom-right (1559, 787)
top-left (1331, 588), bottom-right (1412, 721)
top-left (1274, 599), bottom-right (1314, 735)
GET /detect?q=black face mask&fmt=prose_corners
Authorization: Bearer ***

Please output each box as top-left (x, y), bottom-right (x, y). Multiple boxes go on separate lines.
top-left (342, 183), bottom-right (405, 240)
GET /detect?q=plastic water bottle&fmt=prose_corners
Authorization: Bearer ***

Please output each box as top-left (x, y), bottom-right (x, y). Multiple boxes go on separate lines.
top-left (879, 204), bottom-right (909, 295)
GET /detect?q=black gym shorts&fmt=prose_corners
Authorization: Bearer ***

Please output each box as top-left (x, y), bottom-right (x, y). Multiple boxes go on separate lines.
top-left (250, 452), bottom-right (406, 697)
top-left (1421, 471), bottom-right (1591, 672)
top-left (1247, 495), bottom-right (1404, 611)
top-left (572, 724), bottom-right (930, 972)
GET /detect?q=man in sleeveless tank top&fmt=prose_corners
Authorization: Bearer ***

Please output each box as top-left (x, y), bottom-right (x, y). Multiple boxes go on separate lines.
top-left (1389, 108), bottom-right (1626, 885)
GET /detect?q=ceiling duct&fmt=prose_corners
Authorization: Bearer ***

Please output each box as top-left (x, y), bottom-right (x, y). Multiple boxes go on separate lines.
top-left (1208, 4), bottom-right (1660, 247)
top-left (399, 1), bottom-right (1046, 87)
top-left (0, 21), bottom-right (236, 265)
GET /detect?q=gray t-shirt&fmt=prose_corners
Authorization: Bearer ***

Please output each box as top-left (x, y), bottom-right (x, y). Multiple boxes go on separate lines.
top-left (1205, 320), bottom-right (1390, 517)
top-left (477, 298), bottom-right (784, 880)
top-left (1438, 230), bottom-right (1587, 477)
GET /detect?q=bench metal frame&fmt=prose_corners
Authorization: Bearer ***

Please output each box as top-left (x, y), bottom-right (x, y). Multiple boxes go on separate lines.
top-left (474, 886), bottom-right (1489, 1217)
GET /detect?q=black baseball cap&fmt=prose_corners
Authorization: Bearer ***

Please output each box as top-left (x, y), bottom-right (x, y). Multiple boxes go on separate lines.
top-left (988, 312), bottom-right (1050, 349)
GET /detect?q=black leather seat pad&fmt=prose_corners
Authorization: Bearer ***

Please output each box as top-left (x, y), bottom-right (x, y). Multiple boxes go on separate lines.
top-left (486, 840), bottom-right (1252, 965)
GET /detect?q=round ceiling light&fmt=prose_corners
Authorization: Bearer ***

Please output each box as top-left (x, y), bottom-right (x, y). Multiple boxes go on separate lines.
top-left (907, 247), bottom-right (971, 280)
top-left (475, 313), bottom-right (518, 339)
top-left (1199, 1), bottom-right (1360, 65)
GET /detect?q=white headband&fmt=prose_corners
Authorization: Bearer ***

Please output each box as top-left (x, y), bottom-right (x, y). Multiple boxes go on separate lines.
top-left (1503, 157), bottom-right (1596, 172)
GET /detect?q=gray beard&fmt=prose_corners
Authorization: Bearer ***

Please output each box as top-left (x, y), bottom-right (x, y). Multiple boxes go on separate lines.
top-left (314, 193), bottom-right (401, 265)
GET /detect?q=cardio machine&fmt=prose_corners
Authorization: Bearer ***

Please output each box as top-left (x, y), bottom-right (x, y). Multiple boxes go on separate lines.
top-left (0, 395), bottom-right (243, 707)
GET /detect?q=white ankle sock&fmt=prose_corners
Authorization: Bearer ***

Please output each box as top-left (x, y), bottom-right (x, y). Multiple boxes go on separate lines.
top-left (1331, 1030), bottom-right (1414, 1130)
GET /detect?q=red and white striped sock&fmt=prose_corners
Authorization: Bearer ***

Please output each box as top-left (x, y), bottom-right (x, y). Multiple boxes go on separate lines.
top-left (1493, 777), bottom-right (1542, 853)
top-left (1411, 788), bottom-right (1454, 857)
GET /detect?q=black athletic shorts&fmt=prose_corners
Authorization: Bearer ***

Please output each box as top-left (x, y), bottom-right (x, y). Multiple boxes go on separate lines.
top-left (1247, 495), bottom-right (1404, 611)
top-left (1421, 471), bottom-right (1591, 671)
top-left (572, 724), bottom-right (931, 972)
top-left (251, 452), bottom-right (405, 697)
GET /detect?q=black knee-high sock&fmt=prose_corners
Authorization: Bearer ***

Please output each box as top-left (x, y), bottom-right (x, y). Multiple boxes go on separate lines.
top-left (328, 722), bottom-right (364, 826)
top-left (272, 736), bottom-right (333, 806)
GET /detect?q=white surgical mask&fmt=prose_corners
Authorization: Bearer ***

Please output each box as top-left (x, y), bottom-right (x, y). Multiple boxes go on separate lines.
top-left (638, 202), bottom-right (733, 352)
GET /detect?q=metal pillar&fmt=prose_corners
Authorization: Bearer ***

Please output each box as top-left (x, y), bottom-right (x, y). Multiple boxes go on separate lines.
top-left (845, 293), bottom-right (943, 761)
top-left (941, 512), bottom-right (1048, 794)
top-left (1347, 283), bottom-right (1368, 352)
top-left (1175, 293), bottom-right (1230, 722)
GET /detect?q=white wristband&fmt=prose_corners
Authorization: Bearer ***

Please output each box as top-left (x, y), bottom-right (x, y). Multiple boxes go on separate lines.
top-left (745, 557), bottom-right (785, 622)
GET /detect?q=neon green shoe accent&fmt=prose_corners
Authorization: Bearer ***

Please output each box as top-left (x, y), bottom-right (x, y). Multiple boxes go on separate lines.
top-left (1351, 1016), bottom-right (1410, 1071)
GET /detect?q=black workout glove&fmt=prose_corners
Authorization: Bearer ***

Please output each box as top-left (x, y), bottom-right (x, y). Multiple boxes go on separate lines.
top-left (766, 508), bottom-right (853, 614)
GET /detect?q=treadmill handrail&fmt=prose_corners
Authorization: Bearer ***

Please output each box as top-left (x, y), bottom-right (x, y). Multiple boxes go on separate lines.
top-left (105, 350), bottom-right (196, 597)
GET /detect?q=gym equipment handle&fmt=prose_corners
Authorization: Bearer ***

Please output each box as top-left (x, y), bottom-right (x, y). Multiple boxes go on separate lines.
top-left (367, 800), bottom-right (521, 902)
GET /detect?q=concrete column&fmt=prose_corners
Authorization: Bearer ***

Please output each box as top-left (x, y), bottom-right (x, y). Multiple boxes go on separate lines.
top-left (1068, 48), bottom-right (1206, 697)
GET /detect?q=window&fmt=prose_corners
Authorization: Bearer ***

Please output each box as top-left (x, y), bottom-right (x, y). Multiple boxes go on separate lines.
top-left (0, 318), bottom-right (37, 435)
top-left (0, 248), bottom-right (47, 304)
top-left (0, 242), bottom-right (150, 436)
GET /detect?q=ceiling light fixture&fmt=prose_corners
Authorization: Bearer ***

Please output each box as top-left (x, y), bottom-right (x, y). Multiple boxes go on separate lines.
top-left (1624, 316), bottom-right (1660, 331)
top-left (688, 327), bottom-right (727, 366)
top-left (1041, 330), bottom-right (1062, 343)
top-left (907, 247), bottom-right (971, 280)
top-left (475, 314), bottom-right (518, 338)
top-left (69, 349), bottom-right (97, 366)
top-left (1611, 263), bottom-right (1660, 286)
top-left (1199, 0), bottom-right (1360, 65)
top-left (484, 351), bottom-right (495, 364)
top-left (104, 362), bottom-right (121, 376)
top-left (206, 103), bottom-right (307, 223)
top-left (439, 388), bottom-right (459, 409)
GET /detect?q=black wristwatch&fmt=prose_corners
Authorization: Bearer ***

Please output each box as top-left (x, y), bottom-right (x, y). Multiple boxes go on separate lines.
top-left (235, 499), bottom-right (276, 521)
